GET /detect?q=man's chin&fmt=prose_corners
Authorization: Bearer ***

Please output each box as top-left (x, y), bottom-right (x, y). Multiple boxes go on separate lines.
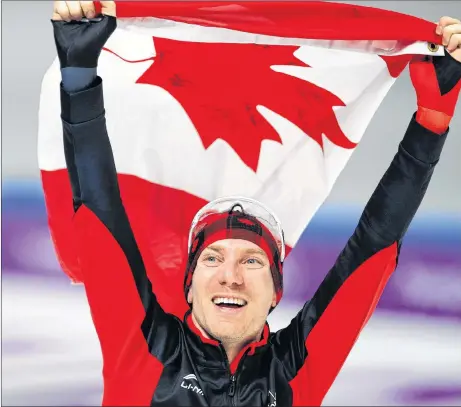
top-left (207, 319), bottom-right (247, 342)
top-left (210, 327), bottom-right (247, 344)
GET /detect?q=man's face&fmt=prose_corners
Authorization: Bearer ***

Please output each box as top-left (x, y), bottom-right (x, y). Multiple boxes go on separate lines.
top-left (188, 239), bottom-right (277, 344)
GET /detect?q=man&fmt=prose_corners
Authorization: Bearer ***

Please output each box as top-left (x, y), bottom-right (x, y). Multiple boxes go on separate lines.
top-left (51, 1), bottom-right (461, 406)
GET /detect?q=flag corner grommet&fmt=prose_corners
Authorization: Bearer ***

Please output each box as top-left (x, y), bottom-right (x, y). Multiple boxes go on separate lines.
top-left (427, 42), bottom-right (439, 52)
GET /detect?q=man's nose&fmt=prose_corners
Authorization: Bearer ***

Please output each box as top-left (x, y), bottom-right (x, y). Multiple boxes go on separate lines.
top-left (218, 262), bottom-right (244, 286)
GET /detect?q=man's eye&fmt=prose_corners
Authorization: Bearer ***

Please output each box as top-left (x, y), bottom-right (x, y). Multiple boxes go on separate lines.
top-left (245, 258), bottom-right (263, 266)
top-left (202, 255), bottom-right (220, 265)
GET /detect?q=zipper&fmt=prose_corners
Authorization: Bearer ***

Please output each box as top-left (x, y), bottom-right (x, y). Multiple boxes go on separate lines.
top-left (228, 374), bottom-right (236, 397)
top-left (221, 346), bottom-right (249, 406)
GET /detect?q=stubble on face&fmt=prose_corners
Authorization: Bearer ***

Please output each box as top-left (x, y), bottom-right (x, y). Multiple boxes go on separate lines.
top-left (188, 240), bottom-right (276, 348)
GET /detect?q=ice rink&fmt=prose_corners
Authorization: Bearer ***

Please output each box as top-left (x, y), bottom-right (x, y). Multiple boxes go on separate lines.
top-left (3, 274), bottom-right (461, 406)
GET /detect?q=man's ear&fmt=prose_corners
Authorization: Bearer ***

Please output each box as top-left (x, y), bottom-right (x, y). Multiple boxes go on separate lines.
top-left (271, 291), bottom-right (277, 308)
top-left (187, 286), bottom-right (193, 304)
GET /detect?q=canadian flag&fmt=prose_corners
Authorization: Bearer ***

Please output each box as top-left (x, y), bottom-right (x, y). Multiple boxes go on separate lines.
top-left (38, 1), bottom-right (443, 317)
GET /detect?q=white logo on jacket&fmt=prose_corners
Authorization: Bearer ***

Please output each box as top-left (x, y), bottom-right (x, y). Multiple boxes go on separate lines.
top-left (181, 374), bottom-right (204, 396)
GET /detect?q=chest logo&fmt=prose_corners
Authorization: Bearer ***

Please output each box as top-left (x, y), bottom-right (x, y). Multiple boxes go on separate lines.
top-left (181, 374), bottom-right (204, 396)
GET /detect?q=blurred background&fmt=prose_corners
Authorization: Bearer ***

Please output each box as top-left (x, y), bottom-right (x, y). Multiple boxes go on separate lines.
top-left (2, 1), bottom-right (461, 406)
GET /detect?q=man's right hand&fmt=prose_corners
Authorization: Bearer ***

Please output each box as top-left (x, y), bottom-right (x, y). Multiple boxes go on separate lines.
top-left (51, 1), bottom-right (117, 69)
top-left (52, 1), bottom-right (116, 21)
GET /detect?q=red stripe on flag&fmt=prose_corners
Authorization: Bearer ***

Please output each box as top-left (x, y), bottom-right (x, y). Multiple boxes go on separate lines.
top-left (41, 169), bottom-right (292, 318)
top-left (112, 1), bottom-right (441, 44)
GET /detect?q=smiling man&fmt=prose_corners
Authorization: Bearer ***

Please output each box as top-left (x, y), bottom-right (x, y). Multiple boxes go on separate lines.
top-left (50, 1), bottom-right (461, 406)
top-left (190, 239), bottom-right (274, 353)
top-left (184, 199), bottom-right (284, 363)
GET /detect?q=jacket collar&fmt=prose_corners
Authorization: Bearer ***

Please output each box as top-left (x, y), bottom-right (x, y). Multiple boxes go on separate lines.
top-left (183, 310), bottom-right (270, 373)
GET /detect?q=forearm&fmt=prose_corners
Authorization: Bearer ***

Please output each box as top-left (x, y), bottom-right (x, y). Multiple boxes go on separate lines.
top-left (61, 68), bottom-right (97, 210)
top-left (360, 113), bottom-right (448, 247)
top-left (61, 76), bottom-right (123, 221)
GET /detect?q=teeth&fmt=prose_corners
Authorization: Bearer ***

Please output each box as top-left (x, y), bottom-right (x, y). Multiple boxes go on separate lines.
top-left (213, 297), bottom-right (247, 306)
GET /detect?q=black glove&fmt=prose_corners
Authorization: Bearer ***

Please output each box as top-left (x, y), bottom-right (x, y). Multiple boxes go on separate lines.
top-left (432, 51), bottom-right (461, 95)
top-left (51, 14), bottom-right (117, 68)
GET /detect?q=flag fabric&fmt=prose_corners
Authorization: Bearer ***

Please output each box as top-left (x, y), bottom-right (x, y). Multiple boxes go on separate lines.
top-left (38, 1), bottom-right (443, 318)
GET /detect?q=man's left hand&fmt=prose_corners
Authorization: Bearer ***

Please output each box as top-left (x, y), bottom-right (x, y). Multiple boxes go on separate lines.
top-left (436, 16), bottom-right (461, 61)
top-left (409, 16), bottom-right (461, 134)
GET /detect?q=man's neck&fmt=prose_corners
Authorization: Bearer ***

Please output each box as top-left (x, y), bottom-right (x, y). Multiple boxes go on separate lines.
top-left (191, 313), bottom-right (262, 364)
top-left (222, 342), bottom-right (244, 364)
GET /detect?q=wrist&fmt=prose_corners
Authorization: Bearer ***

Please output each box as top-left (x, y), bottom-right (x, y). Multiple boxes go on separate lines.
top-left (416, 107), bottom-right (451, 135)
top-left (61, 67), bottom-right (97, 92)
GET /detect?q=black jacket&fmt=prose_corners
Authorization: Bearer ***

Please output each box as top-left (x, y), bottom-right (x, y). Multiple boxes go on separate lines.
top-left (61, 75), bottom-right (447, 406)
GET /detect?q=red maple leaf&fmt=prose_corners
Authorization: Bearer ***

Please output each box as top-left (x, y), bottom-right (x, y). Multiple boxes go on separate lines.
top-left (137, 38), bottom-right (356, 172)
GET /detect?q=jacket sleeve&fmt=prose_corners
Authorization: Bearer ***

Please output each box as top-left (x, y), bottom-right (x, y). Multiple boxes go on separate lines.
top-left (61, 76), bottom-right (181, 386)
top-left (272, 113), bottom-right (448, 406)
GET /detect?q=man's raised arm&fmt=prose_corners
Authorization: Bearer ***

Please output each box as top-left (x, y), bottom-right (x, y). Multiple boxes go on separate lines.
top-left (272, 22), bottom-right (461, 406)
top-left (52, 3), bottom-right (180, 399)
